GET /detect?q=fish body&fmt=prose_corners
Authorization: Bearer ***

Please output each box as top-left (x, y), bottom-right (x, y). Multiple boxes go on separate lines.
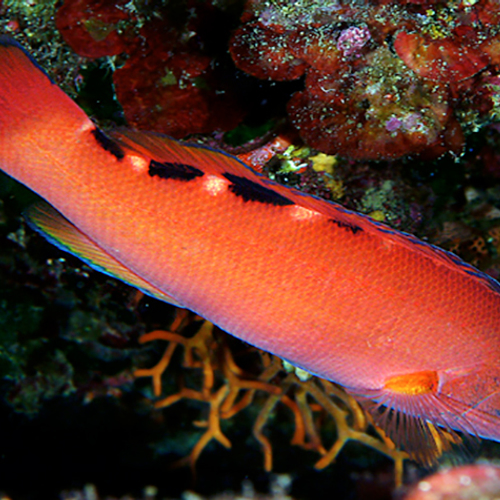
top-left (0, 37), bottom-right (499, 463)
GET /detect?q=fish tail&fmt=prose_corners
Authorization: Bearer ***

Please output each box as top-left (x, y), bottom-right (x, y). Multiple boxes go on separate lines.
top-left (0, 36), bottom-right (91, 180)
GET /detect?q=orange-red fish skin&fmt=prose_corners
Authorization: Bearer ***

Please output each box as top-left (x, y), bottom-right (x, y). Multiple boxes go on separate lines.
top-left (0, 37), bottom-right (499, 461)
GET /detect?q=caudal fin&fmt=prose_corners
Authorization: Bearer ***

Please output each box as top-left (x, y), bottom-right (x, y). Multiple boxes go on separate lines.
top-left (0, 36), bottom-right (91, 181)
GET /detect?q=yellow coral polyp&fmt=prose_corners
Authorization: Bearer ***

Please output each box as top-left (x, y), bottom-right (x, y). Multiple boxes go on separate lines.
top-left (310, 152), bottom-right (337, 174)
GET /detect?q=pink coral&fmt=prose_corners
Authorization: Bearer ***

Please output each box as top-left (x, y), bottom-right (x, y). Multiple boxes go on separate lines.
top-left (337, 26), bottom-right (371, 58)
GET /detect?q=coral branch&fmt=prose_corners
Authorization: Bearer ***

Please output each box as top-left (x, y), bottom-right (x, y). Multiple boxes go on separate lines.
top-left (135, 309), bottom-right (407, 487)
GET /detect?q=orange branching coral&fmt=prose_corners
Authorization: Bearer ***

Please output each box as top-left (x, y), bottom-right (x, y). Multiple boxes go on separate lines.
top-left (135, 309), bottom-right (408, 486)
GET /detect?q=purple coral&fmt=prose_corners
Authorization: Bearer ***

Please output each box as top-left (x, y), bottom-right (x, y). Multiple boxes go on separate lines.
top-left (337, 26), bottom-right (371, 58)
top-left (386, 116), bottom-right (402, 132)
top-left (385, 113), bottom-right (427, 134)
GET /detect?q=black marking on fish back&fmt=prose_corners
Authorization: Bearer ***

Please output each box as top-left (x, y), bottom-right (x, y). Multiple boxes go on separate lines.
top-left (223, 172), bottom-right (295, 206)
top-left (148, 160), bottom-right (205, 181)
top-left (329, 218), bottom-right (363, 234)
top-left (92, 128), bottom-right (125, 161)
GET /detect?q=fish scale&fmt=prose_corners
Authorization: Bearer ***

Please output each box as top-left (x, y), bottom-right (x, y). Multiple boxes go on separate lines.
top-left (0, 36), bottom-right (499, 465)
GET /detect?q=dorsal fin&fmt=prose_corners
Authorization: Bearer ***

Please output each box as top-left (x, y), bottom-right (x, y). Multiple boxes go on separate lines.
top-left (25, 202), bottom-right (185, 307)
top-left (111, 128), bottom-right (500, 295)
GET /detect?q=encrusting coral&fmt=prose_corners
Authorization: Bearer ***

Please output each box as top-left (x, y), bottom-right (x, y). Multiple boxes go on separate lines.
top-left (230, 0), bottom-right (500, 160)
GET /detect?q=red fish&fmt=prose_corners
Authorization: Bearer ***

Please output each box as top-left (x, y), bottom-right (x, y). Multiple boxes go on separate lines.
top-left (0, 37), bottom-right (499, 465)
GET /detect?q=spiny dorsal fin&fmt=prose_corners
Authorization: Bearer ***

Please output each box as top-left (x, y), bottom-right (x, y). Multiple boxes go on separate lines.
top-left (111, 128), bottom-right (500, 295)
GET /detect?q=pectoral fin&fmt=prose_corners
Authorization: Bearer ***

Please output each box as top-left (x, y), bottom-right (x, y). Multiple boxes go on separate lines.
top-left (352, 370), bottom-right (480, 467)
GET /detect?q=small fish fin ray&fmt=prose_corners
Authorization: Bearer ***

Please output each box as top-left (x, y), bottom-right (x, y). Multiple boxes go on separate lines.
top-left (25, 202), bottom-right (185, 307)
top-left (350, 373), bottom-right (479, 467)
top-left (110, 129), bottom-right (500, 295)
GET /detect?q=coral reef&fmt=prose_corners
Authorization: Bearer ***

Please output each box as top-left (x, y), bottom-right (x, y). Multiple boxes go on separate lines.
top-left (112, 14), bottom-right (243, 139)
top-left (55, 1), bottom-right (245, 138)
top-left (55, 0), bottom-right (136, 59)
top-left (230, 0), bottom-right (500, 160)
